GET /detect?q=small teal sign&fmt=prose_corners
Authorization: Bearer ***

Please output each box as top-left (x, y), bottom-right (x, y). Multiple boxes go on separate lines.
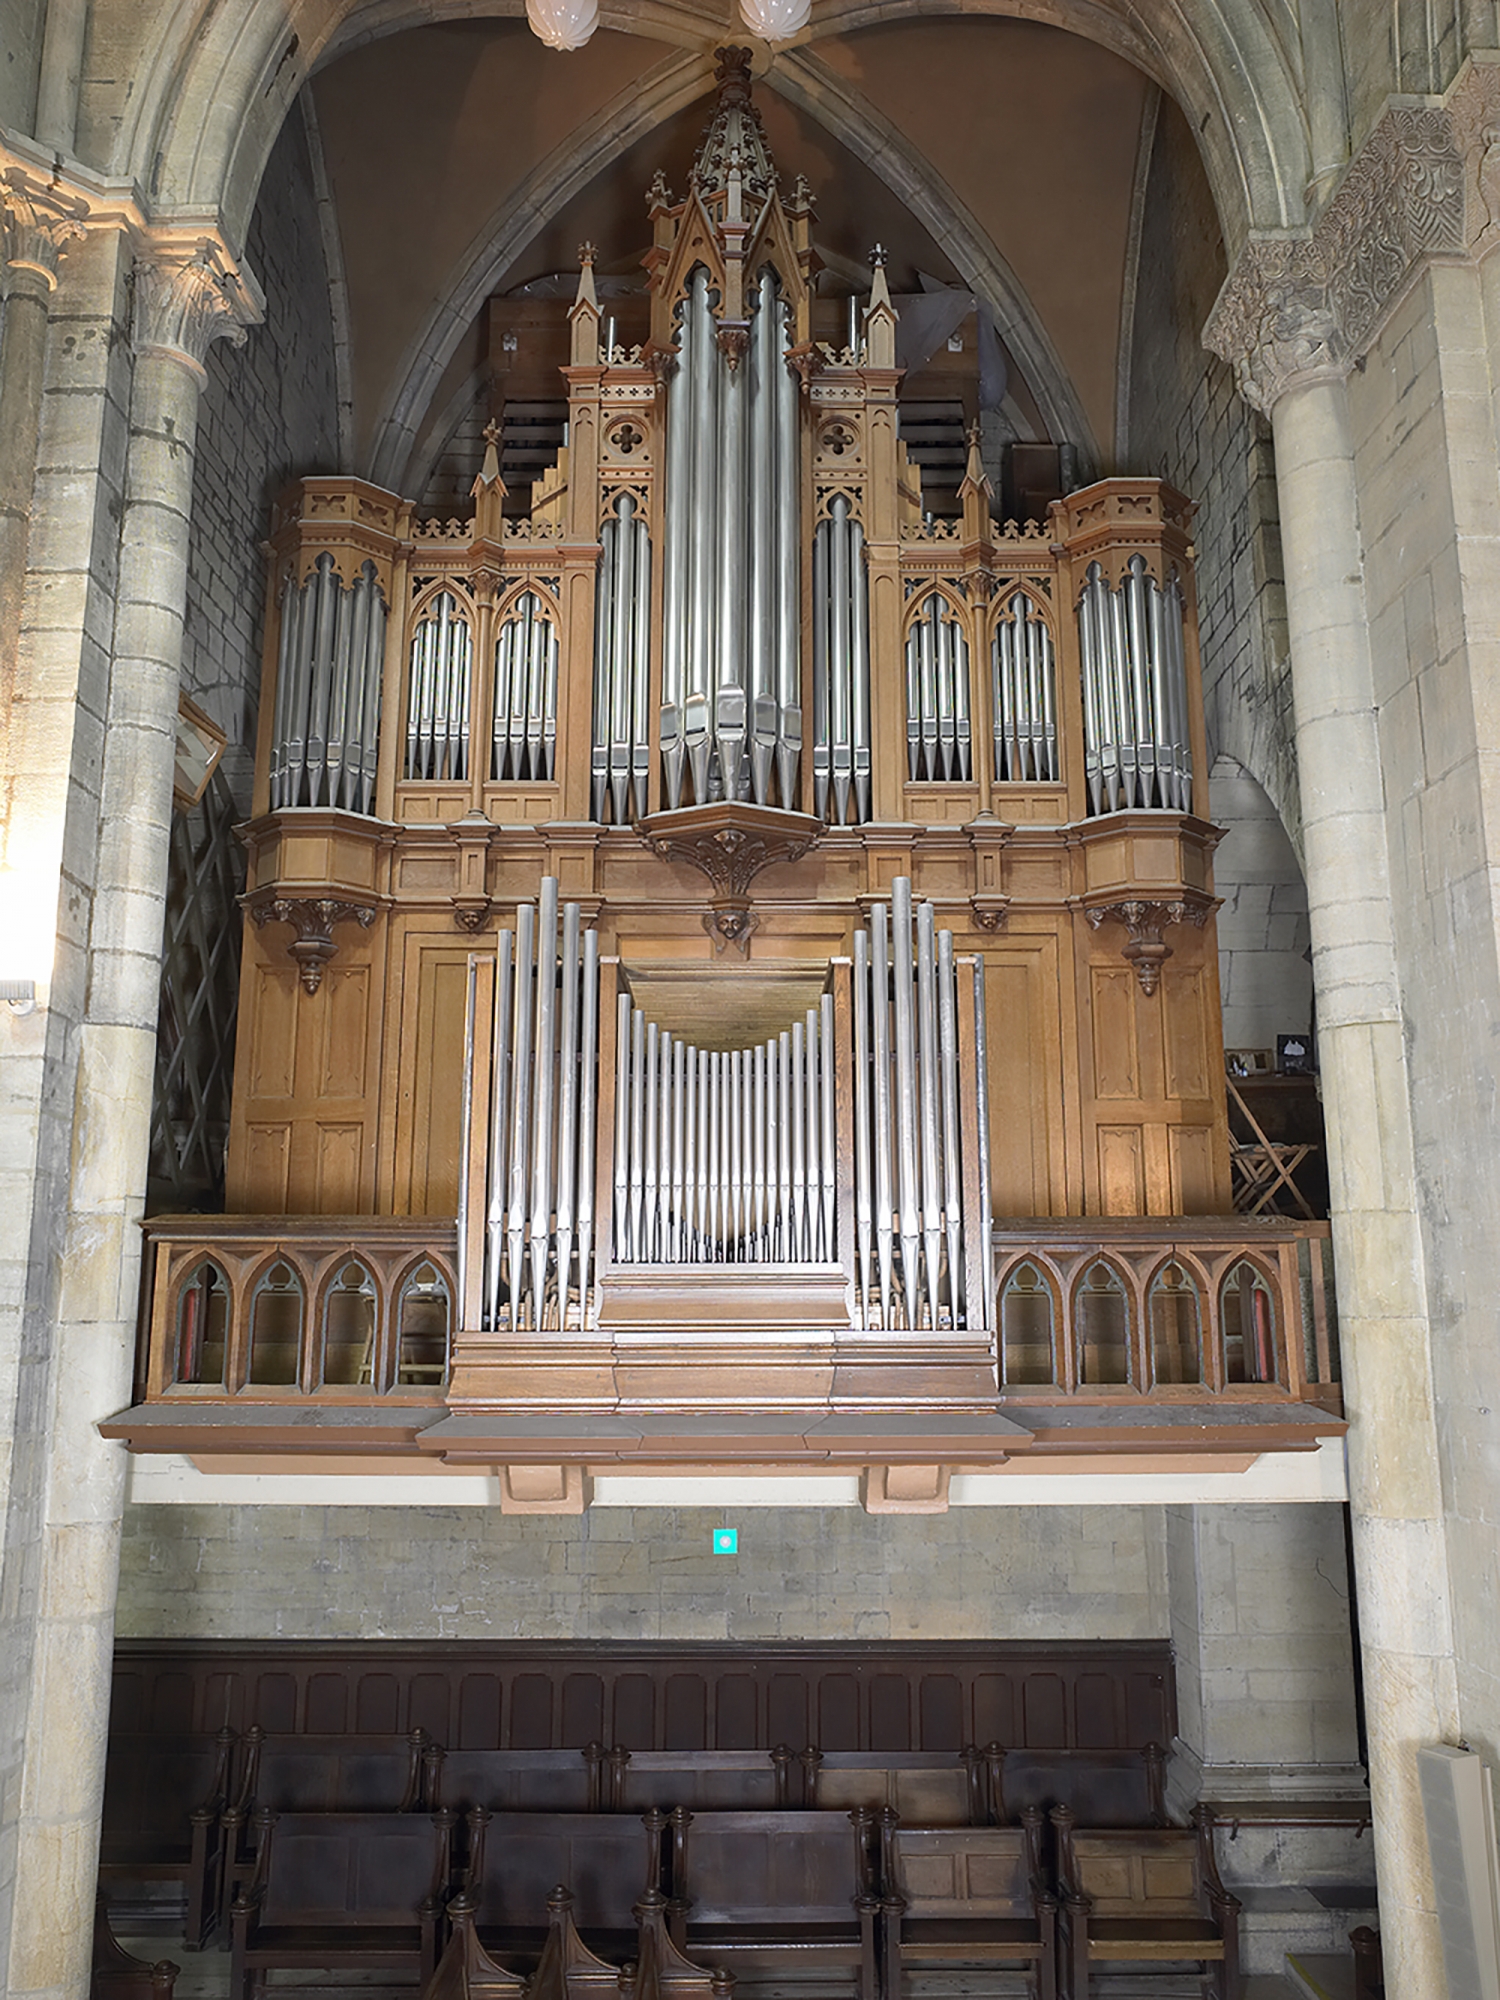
top-left (712, 1528), bottom-right (738, 1555)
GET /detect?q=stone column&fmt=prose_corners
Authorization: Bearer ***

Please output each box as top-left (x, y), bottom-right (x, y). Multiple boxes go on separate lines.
top-left (0, 234), bottom-right (255, 2000)
top-left (0, 175), bottom-right (85, 710)
top-left (1206, 161), bottom-right (1467, 1993)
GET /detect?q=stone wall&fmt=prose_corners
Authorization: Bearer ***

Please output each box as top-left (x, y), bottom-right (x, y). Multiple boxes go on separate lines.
top-left (181, 94), bottom-right (340, 811)
top-left (0, 0), bottom-right (45, 133)
top-left (1127, 96), bottom-right (1299, 850)
top-left (116, 1503), bottom-right (1171, 1642)
top-left (1208, 754), bottom-right (1314, 1054)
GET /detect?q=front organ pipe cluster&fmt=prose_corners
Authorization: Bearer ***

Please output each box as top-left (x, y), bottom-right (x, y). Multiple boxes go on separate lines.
top-left (812, 497), bottom-right (872, 822)
top-left (1077, 554), bottom-right (1193, 813)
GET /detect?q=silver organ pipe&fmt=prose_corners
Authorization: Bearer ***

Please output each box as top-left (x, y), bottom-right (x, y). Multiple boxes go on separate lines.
top-left (1076, 555), bottom-right (1193, 812)
top-left (991, 589), bottom-right (1058, 783)
top-left (404, 589), bottom-right (471, 782)
top-left (591, 496), bottom-right (652, 822)
top-left (494, 591), bottom-right (559, 783)
top-left (269, 554), bottom-right (388, 812)
top-left (464, 881), bottom-right (994, 1332)
top-left (473, 882), bottom-right (605, 1332)
top-left (905, 592), bottom-right (972, 783)
top-left (812, 497), bottom-right (871, 823)
top-left (848, 878), bottom-right (989, 1333)
top-left (658, 268), bottom-right (801, 811)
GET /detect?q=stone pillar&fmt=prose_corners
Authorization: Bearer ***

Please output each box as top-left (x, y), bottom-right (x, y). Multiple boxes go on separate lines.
top-left (1204, 90), bottom-right (1499, 1997)
top-left (0, 175), bottom-right (85, 709)
top-left (0, 233), bottom-right (256, 2000)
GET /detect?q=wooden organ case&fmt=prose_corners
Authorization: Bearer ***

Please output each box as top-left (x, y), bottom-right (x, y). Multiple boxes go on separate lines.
top-left (117, 51), bottom-right (1343, 1496)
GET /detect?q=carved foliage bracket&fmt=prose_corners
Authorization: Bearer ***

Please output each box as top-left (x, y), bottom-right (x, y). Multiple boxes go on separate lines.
top-left (635, 803), bottom-right (823, 955)
top-left (1086, 898), bottom-right (1213, 997)
top-left (249, 896), bottom-right (379, 994)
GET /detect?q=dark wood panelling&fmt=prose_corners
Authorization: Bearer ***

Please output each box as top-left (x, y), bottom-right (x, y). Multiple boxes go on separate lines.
top-left (110, 1643), bottom-right (1174, 1755)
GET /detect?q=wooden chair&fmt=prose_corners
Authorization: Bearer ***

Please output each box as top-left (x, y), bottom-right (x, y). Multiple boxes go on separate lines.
top-left (666, 1807), bottom-right (879, 2000)
top-left (219, 1725), bottom-right (436, 1932)
top-left (1051, 1804), bottom-right (1241, 1999)
top-left (878, 1810), bottom-right (1056, 2000)
top-left (228, 1807), bottom-right (454, 2000)
top-left (462, 1809), bottom-right (667, 1965)
top-left (98, 1724), bottom-right (236, 1948)
top-left (91, 1892), bottom-right (179, 1999)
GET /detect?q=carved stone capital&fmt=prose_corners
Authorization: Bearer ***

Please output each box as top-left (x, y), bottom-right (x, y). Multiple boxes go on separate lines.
top-left (1085, 897), bottom-right (1212, 998)
top-left (1, 170), bottom-right (87, 290)
top-left (1206, 87), bottom-right (1481, 413)
top-left (249, 896), bottom-right (378, 994)
top-left (133, 236), bottom-right (259, 379)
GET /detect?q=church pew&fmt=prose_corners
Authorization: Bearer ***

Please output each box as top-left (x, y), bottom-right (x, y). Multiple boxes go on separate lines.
top-left (603, 1747), bottom-right (796, 1814)
top-left (429, 1745), bottom-right (600, 1814)
top-left (218, 1724), bottom-right (436, 1931)
top-left (803, 1748), bottom-right (986, 1824)
top-left (989, 1743), bottom-right (1167, 1828)
top-left (461, 1809), bottom-right (668, 1966)
top-left (228, 1806), bottom-right (453, 2000)
top-left (98, 1725), bottom-right (236, 1947)
top-left (1051, 1803), bottom-right (1241, 1999)
top-left (665, 1807), bottom-right (879, 2000)
top-left (878, 1810), bottom-right (1057, 2000)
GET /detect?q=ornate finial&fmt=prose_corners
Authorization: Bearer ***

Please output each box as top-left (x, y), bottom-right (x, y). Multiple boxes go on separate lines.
top-left (483, 418), bottom-right (502, 447)
top-left (959, 421), bottom-right (992, 503)
top-left (646, 170), bottom-right (672, 213)
top-left (578, 241), bottom-right (596, 268)
top-left (472, 420), bottom-right (505, 498)
top-left (713, 46), bottom-right (755, 97)
top-left (869, 243), bottom-right (886, 268)
top-left (571, 244), bottom-right (600, 319)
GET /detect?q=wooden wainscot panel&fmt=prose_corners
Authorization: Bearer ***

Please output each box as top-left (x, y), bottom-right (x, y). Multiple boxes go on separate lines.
top-left (1097, 1126), bottom-right (1146, 1214)
top-left (597, 1268), bottom-right (853, 1331)
top-left (1090, 966), bottom-right (1141, 1100)
top-left (981, 940), bottom-right (1066, 1217)
top-left (384, 934), bottom-right (473, 1215)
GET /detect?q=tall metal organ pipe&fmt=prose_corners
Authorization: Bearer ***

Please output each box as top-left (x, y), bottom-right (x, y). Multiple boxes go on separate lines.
top-left (991, 588), bottom-right (1058, 783)
top-left (812, 496), bottom-right (871, 822)
top-left (269, 553), bottom-right (388, 812)
top-left (591, 494), bottom-right (653, 822)
top-left (904, 591), bottom-right (972, 783)
top-left (658, 267), bottom-right (801, 811)
top-left (1076, 555), bottom-right (1192, 813)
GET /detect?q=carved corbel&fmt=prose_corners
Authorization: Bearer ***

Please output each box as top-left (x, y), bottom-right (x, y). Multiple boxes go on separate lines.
top-left (1085, 898), bottom-right (1212, 997)
top-left (636, 803), bottom-right (822, 959)
top-left (862, 1464), bottom-right (952, 1515)
top-left (968, 896), bottom-right (1009, 934)
top-left (449, 810), bottom-right (497, 932)
top-left (249, 897), bottom-right (378, 995)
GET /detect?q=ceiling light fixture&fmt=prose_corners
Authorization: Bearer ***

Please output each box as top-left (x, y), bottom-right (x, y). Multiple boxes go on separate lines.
top-left (525, 0), bottom-right (598, 51)
top-left (738, 0), bottom-right (811, 41)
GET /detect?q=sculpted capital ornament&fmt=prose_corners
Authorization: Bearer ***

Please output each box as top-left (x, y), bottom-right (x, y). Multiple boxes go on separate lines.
top-left (1, 170), bottom-right (87, 289)
top-left (133, 238), bottom-right (257, 379)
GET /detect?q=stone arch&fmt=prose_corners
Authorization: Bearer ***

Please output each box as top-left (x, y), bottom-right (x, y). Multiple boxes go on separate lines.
top-left (107, 0), bottom-right (1310, 278)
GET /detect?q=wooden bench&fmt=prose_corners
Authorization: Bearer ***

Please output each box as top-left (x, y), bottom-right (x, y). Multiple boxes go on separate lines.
top-left (228, 1807), bottom-right (453, 2000)
top-left (463, 1809), bottom-right (668, 1965)
top-left (420, 1892), bottom-right (527, 2000)
top-left (1051, 1804), bottom-right (1240, 1999)
top-left (991, 1744), bottom-right (1166, 1828)
top-left (431, 1746), bottom-right (601, 1814)
top-left (98, 1725), bottom-right (236, 1947)
top-left (878, 1811), bottom-right (1056, 2000)
top-left (605, 1748), bottom-right (797, 1814)
top-left (806, 1749), bottom-right (985, 1825)
top-left (220, 1725), bottom-right (436, 1932)
top-left (666, 1807), bottom-right (878, 2000)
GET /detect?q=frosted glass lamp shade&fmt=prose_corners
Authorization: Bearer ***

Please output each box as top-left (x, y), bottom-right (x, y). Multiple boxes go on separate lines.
top-left (526, 0), bottom-right (598, 50)
top-left (739, 0), bottom-right (811, 40)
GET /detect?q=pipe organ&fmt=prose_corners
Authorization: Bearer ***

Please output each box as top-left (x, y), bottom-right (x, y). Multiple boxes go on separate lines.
top-left (205, 45), bottom-right (1272, 1465)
